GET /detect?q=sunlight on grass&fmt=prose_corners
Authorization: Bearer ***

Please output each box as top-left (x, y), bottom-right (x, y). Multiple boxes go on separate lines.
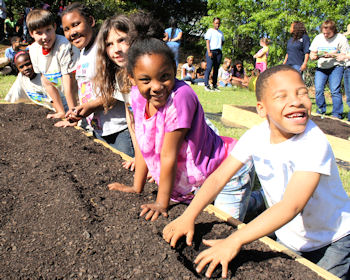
top-left (0, 75), bottom-right (16, 100)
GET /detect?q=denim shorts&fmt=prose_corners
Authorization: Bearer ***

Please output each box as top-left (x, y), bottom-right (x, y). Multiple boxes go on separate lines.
top-left (214, 161), bottom-right (254, 221)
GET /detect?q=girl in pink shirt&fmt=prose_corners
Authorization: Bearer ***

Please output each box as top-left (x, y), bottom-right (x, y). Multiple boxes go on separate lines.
top-left (109, 25), bottom-right (254, 222)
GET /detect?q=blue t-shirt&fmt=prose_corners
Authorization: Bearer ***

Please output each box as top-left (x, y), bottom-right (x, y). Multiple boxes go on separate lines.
top-left (286, 34), bottom-right (310, 66)
top-left (165, 27), bottom-right (182, 47)
top-left (5, 47), bottom-right (17, 62)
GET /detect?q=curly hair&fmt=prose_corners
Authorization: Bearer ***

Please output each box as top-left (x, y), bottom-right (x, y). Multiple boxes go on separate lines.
top-left (291, 21), bottom-right (307, 41)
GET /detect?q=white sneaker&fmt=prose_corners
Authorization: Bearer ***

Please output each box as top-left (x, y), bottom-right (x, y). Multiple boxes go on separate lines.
top-left (205, 85), bottom-right (213, 91)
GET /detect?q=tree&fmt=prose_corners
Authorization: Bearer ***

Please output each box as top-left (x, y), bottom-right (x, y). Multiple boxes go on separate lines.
top-left (203, 0), bottom-right (350, 67)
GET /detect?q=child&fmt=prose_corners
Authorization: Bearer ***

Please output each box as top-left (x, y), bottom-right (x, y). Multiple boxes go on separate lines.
top-left (5, 36), bottom-right (21, 73)
top-left (193, 60), bottom-right (206, 85)
top-left (218, 57), bottom-right (232, 87)
top-left (5, 51), bottom-right (55, 110)
top-left (26, 8), bottom-right (80, 117)
top-left (181, 55), bottom-right (196, 84)
top-left (231, 60), bottom-right (248, 88)
top-left (109, 30), bottom-right (254, 222)
top-left (59, 3), bottom-right (134, 157)
top-left (163, 65), bottom-right (350, 280)
top-left (253, 38), bottom-right (269, 73)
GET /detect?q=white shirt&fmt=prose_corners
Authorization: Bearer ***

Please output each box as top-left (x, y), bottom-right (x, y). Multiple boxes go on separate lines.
top-left (309, 33), bottom-right (349, 69)
top-left (29, 34), bottom-right (80, 93)
top-left (204, 28), bottom-right (224, 50)
top-left (232, 120), bottom-right (350, 252)
top-left (181, 63), bottom-right (195, 79)
top-left (76, 42), bottom-right (127, 136)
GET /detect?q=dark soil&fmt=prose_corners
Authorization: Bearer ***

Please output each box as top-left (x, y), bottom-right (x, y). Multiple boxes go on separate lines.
top-left (238, 105), bottom-right (350, 140)
top-left (0, 104), bottom-right (324, 279)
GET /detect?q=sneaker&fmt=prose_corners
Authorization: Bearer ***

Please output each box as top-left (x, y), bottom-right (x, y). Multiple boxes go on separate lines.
top-left (204, 85), bottom-right (213, 92)
top-left (212, 86), bottom-right (221, 92)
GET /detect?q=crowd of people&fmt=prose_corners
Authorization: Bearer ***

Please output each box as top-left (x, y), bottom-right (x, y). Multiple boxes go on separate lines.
top-left (2, 3), bottom-right (350, 279)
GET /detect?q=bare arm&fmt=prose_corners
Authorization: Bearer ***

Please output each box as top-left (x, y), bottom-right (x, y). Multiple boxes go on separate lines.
top-left (140, 128), bottom-right (188, 221)
top-left (283, 54), bottom-right (288, 64)
top-left (163, 155), bottom-right (244, 246)
top-left (169, 31), bottom-right (183, 42)
top-left (194, 171), bottom-right (321, 278)
top-left (310, 51), bottom-right (318, 60)
top-left (300, 53), bottom-right (309, 71)
top-left (62, 72), bottom-right (78, 110)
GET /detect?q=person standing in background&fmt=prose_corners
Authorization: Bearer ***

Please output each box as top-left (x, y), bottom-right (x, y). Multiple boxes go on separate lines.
top-left (0, 0), bottom-right (7, 42)
top-left (204, 17), bottom-right (224, 92)
top-left (283, 21), bottom-right (310, 74)
top-left (164, 18), bottom-right (182, 69)
top-left (309, 19), bottom-right (349, 119)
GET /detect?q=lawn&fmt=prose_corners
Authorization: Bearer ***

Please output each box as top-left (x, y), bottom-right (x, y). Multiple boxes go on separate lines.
top-left (1, 75), bottom-right (349, 194)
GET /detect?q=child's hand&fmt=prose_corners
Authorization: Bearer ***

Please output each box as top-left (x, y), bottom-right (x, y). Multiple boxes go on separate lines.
top-left (47, 111), bottom-right (65, 119)
top-left (54, 119), bottom-right (78, 128)
top-left (65, 107), bottom-right (83, 122)
top-left (122, 159), bottom-right (135, 171)
top-left (122, 159), bottom-right (155, 183)
top-left (108, 183), bottom-right (140, 193)
top-left (194, 238), bottom-right (242, 278)
top-left (140, 202), bottom-right (168, 221)
top-left (163, 215), bottom-right (195, 247)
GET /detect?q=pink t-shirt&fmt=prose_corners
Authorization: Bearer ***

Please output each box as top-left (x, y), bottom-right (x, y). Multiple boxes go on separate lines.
top-left (131, 79), bottom-right (237, 202)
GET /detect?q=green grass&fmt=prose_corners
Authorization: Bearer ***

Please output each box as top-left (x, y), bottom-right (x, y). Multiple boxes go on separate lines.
top-left (0, 75), bottom-right (16, 100)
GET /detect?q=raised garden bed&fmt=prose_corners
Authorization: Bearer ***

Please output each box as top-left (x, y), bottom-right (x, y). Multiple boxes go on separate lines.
top-left (0, 104), bottom-right (334, 279)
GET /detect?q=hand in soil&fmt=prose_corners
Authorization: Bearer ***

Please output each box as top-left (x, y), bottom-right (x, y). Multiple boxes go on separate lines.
top-left (54, 119), bottom-right (78, 128)
top-left (194, 238), bottom-right (241, 279)
top-left (163, 216), bottom-right (195, 247)
top-left (65, 107), bottom-right (83, 123)
top-left (140, 202), bottom-right (168, 221)
top-left (108, 182), bottom-right (139, 193)
top-left (47, 111), bottom-right (65, 119)
top-left (122, 159), bottom-right (135, 171)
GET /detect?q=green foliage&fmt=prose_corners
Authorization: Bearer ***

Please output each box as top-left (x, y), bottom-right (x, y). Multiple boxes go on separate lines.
top-left (203, 0), bottom-right (350, 66)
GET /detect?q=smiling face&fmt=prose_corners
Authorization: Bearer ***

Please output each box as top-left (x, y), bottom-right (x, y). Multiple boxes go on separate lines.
top-left (106, 28), bottom-right (129, 67)
top-left (30, 24), bottom-right (56, 50)
top-left (131, 53), bottom-right (175, 111)
top-left (15, 54), bottom-right (35, 79)
top-left (62, 10), bottom-right (94, 50)
top-left (256, 70), bottom-right (311, 143)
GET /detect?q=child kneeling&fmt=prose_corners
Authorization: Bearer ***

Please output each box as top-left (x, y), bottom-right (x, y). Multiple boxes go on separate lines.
top-left (163, 65), bottom-right (350, 280)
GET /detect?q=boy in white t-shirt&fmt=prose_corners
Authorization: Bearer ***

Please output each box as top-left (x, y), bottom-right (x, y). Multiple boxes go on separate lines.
top-left (5, 51), bottom-right (54, 110)
top-left (163, 65), bottom-right (350, 280)
top-left (27, 8), bottom-right (79, 118)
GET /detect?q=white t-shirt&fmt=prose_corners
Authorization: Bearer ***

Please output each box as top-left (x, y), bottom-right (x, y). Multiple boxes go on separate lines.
top-left (76, 42), bottom-right (127, 136)
top-left (5, 73), bottom-right (54, 110)
top-left (181, 63), bottom-right (195, 79)
top-left (231, 120), bottom-right (350, 252)
top-left (29, 34), bottom-right (80, 93)
top-left (204, 28), bottom-right (224, 50)
top-left (218, 66), bottom-right (231, 81)
top-left (309, 33), bottom-right (349, 69)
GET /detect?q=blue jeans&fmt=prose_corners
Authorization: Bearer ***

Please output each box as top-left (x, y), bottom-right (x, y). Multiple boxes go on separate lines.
top-left (214, 162), bottom-right (254, 221)
top-left (94, 128), bottom-right (134, 157)
top-left (300, 234), bottom-right (350, 280)
top-left (205, 49), bottom-right (222, 87)
top-left (219, 81), bottom-right (232, 87)
top-left (314, 66), bottom-right (344, 118)
top-left (343, 67), bottom-right (350, 121)
top-left (167, 43), bottom-right (180, 68)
